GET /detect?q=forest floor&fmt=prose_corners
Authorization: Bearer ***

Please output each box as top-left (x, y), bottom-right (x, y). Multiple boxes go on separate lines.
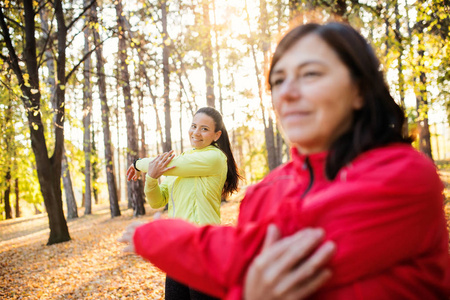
top-left (0, 193), bottom-right (243, 300)
top-left (1, 176), bottom-right (450, 300)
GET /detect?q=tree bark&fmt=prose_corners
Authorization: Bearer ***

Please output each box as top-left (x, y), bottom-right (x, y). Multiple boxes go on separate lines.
top-left (416, 63), bottom-right (433, 159)
top-left (4, 170), bottom-right (12, 219)
top-left (83, 0), bottom-right (93, 215)
top-left (41, 4), bottom-right (78, 218)
top-left (115, 0), bottom-right (145, 216)
top-left (201, 0), bottom-right (215, 108)
top-left (0, 1), bottom-right (70, 244)
top-left (62, 152), bottom-right (78, 219)
top-left (14, 178), bottom-right (20, 218)
top-left (93, 1), bottom-right (121, 217)
top-left (162, 0), bottom-right (172, 153)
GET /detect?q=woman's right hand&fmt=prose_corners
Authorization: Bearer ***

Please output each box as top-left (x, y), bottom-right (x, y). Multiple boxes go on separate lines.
top-left (127, 164), bottom-right (141, 181)
top-left (147, 150), bottom-right (176, 179)
top-left (244, 225), bottom-right (336, 300)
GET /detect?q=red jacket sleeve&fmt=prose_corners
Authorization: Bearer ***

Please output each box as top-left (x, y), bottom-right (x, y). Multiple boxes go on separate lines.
top-left (133, 217), bottom-right (270, 298)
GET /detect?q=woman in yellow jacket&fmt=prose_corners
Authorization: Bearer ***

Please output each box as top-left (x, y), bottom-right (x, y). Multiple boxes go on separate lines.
top-left (127, 107), bottom-right (241, 300)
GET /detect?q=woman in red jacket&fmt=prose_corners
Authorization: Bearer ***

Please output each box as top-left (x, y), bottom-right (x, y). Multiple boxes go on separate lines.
top-left (120, 22), bottom-right (450, 299)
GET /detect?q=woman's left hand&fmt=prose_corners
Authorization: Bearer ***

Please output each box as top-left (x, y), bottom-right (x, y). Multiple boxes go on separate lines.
top-left (118, 221), bottom-right (144, 253)
top-left (147, 150), bottom-right (176, 179)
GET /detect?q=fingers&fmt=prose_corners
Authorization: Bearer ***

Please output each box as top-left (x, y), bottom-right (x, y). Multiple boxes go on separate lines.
top-left (118, 221), bottom-right (144, 244)
top-left (273, 241), bottom-right (335, 296)
top-left (262, 224), bottom-right (282, 251)
top-left (288, 269), bottom-right (332, 300)
top-left (261, 228), bottom-right (325, 283)
top-left (158, 150), bottom-right (174, 166)
top-left (126, 165), bottom-right (135, 181)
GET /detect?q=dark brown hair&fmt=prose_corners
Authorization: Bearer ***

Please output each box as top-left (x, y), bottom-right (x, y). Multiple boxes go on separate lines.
top-left (195, 107), bottom-right (242, 197)
top-left (269, 22), bottom-right (410, 180)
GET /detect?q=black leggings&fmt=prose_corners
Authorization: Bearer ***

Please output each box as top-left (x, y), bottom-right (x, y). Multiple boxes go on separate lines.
top-left (165, 276), bottom-right (220, 300)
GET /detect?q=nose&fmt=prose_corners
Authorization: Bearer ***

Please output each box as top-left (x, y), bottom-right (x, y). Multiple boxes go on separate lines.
top-left (278, 78), bottom-right (300, 102)
top-left (193, 127), bottom-right (201, 136)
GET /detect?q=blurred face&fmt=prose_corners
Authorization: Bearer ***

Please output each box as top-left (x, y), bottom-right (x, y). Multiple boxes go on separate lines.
top-left (189, 113), bottom-right (222, 149)
top-left (270, 33), bottom-right (363, 154)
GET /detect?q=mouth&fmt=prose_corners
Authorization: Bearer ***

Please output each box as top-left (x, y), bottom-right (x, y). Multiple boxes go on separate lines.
top-left (282, 111), bottom-right (312, 122)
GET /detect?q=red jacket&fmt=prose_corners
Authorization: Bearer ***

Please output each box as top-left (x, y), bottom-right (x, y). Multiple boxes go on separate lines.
top-left (134, 144), bottom-right (450, 299)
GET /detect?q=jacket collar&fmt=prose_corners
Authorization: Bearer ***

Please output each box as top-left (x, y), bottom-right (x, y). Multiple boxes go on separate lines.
top-left (291, 147), bottom-right (329, 183)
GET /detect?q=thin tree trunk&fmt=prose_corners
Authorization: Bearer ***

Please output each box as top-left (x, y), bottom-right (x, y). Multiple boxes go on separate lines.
top-left (137, 74), bottom-right (147, 157)
top-left (14, 178), bottom-right (20, 218)
top-left (416, 64), bottom-right (433, 159)
top-left (91, 130), bottom-right (100, 206)
top-left (212, 0), bottom-right (223, 113)
top-left (115, 0), bottom-right (145, 216)
top-left (4, 170), bottom-right (12, 219)
top-left (93, 1), bottom-right (121, 217)
top-left (162, 0), bottom-right (172, 153)
top-left (394, 0), bottom-right (408, 137)
top-left (201, 0), bottom-right (215, 108)
top-left (115, 98), bottom-right (122, 203)
top-left (83, 0), bottom-right (93, 215)
top-left (62, 152), bottom-right (78, 219)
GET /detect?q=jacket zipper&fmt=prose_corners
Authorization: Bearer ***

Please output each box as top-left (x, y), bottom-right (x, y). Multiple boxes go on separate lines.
top-left (171, 183), bottom-right (176, 217)
top-left (301, 156), bottom-right (314, 198)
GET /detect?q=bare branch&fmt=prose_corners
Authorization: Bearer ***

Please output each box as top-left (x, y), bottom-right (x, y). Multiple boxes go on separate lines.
top-left (66, 0), bottom-right (97, 31)
top-left (65, 34), bottom-right (113, 81)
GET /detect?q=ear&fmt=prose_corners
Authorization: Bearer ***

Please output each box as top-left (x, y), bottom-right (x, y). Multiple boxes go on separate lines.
top-left (352, 87), bottom-right (364, 110)
top-left (214, 130), bottom-right (222, 142)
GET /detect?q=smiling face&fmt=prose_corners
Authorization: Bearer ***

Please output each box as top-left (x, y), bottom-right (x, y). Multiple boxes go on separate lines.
top-left (270, 33), bottom-right (363, 154)
top-left (188, 113), bottom-right (222, 149)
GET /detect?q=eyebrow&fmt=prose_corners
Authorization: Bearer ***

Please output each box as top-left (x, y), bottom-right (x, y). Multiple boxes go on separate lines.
top-left (272, 60), bottom-right (326, 75)
top-left (191, 123), bottom-right (210, 129)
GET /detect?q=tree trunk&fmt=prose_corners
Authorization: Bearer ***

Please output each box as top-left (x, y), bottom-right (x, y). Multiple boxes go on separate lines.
top-left (83, 0), bottom-right (93, 215)
top-left (162, 0), bottom-right (172, 153)
top-left (212, 0), bottom-right (223, 114)
top-left (93, 1), bottom-right (121, 217)
top-left (4, 170), bottom-right (12, 219)
top-left (91, 130), bottom-right (100, 206)
top-left (14, 178), bottom-right (20, 218)
top-left (115, 101), bottom-right (122, 203)
top-left (201, 0), bottom-right (215, 108)
top-left (115, 0), bottom-right (145, 216)
top-left (416, 65), bottom-right (433, 159)
top-left (0, 1), bottom-right (70, 244)
top-left (394, 0), bottom-right (408, 137)
top-left (137, 75), bottom-right (147, 157)
top-left (62, 152), bottom-right (78, 219)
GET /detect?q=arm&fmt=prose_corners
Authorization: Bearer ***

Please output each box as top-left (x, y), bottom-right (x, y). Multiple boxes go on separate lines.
top-left (135, 148), bottom-right (226, 177)
top-left (144, 175), bottom-right (170, 209)
top-left (133, 218), bottom-right (272, 298)
top-left (130, 148), bottom-right (448, 298)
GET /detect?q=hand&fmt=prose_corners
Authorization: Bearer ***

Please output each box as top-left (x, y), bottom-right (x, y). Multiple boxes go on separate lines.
top-left (244, 225), bottom-right (336, 300)
top-left (147, 150), bottom-right (176, 179)
top-left (127, 164), bottom-right (141, 181)
top-left (118, 221), bottom-right (144, 253)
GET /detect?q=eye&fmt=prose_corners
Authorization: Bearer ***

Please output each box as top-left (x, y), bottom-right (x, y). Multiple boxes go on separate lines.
top-left (201, 127), bottom-right (208, 131)
top-left (191, 124), bottom-right (196, 129)
top-left (302, 70), bottom-right (322, 78)
top-left (271, 77), bottom-right (284, 87)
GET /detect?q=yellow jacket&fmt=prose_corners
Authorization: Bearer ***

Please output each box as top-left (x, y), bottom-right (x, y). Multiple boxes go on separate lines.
top-left (135, 145), bottom-right (227, 225)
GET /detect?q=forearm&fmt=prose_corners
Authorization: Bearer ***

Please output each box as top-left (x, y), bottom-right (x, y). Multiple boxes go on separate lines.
top-left (144, 175), bottom-right (168, 208)
top-left (133, 219), bottom-right (270, 298)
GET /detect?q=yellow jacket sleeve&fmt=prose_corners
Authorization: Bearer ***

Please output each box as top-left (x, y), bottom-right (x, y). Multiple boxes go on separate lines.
top-left (135, 147), bottom-right (226, 178)
top-left (144, 175), bottom-right (169, 209)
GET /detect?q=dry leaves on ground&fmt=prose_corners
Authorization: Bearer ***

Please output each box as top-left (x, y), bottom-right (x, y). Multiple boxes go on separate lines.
top-left (0, 197), bottom-right (242, 300)
top-left (1, 187), bottom-right (449, 300)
